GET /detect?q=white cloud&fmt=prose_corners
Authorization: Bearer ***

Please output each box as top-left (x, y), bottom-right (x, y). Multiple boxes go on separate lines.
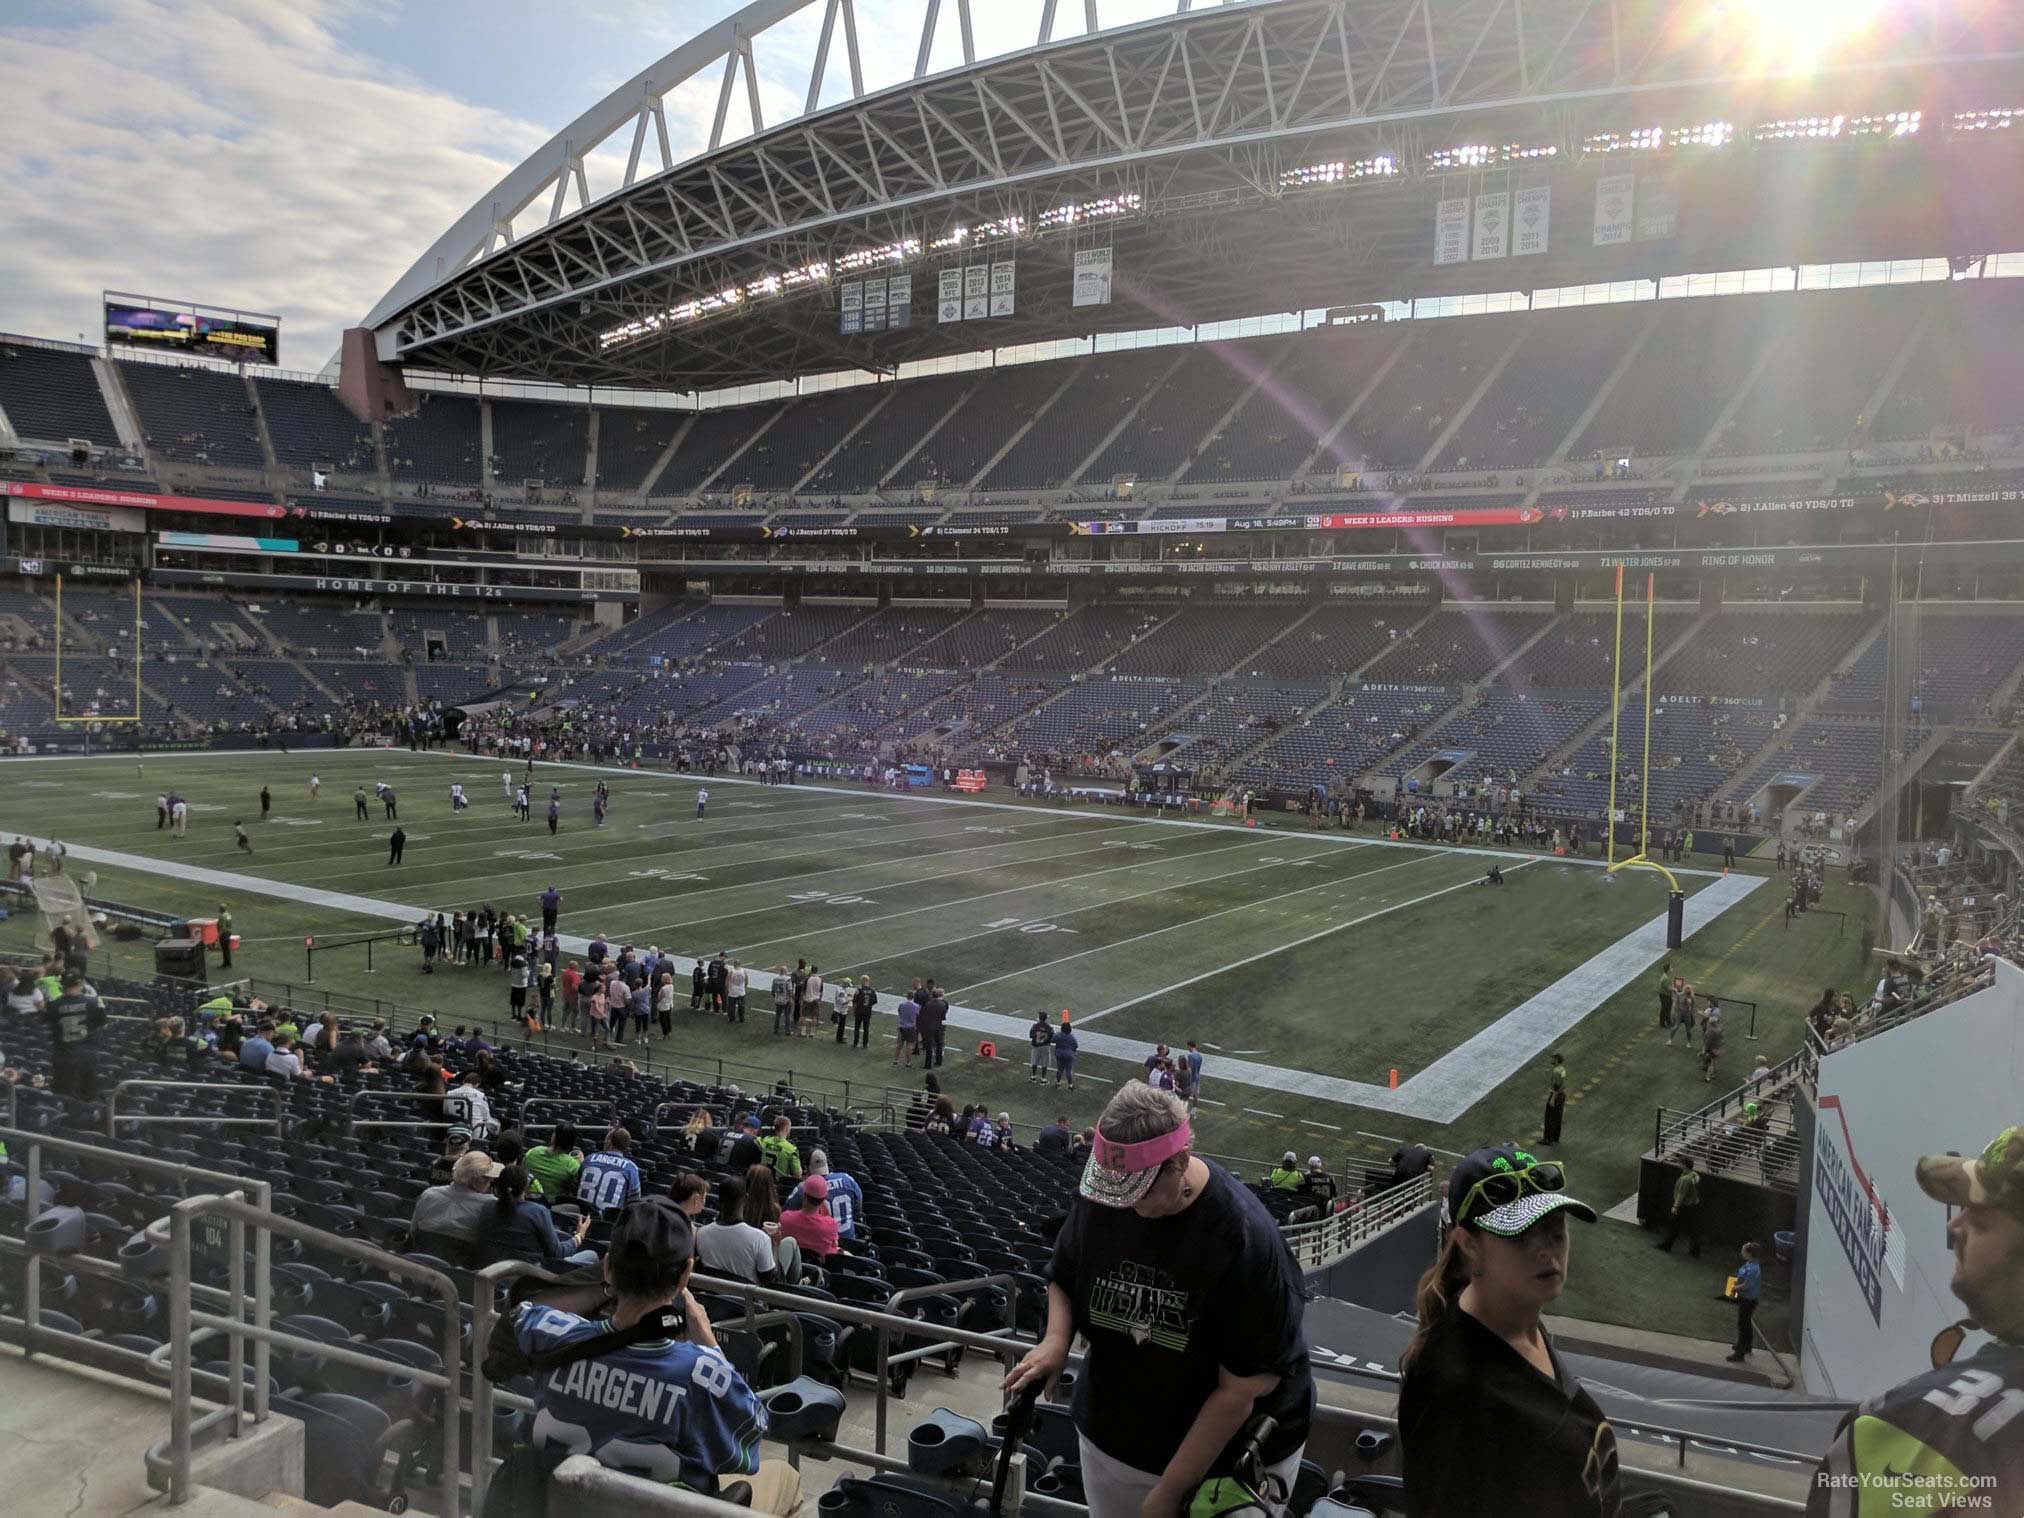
top-left (0, 0), bottom-right (549, 369)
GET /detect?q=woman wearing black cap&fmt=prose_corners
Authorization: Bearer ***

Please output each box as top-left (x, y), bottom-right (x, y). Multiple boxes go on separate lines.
top-left (1398, 1143), bottom-right (1619, 1516)
top-left (1003, 1083), bottom-right (1313, 1518)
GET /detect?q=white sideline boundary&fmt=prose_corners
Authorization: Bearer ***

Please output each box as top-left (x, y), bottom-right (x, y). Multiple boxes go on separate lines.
top-left (6, 750), bottom-right (1760, 1120)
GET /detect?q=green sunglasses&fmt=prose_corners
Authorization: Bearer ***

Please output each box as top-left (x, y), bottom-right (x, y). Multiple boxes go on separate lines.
top-left (1455, 1157), bottom-right (1569, 1224)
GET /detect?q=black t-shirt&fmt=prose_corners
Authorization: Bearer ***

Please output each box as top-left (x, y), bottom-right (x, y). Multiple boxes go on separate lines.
top-left (45, 990), bottom-right (105, 1054)
top-left (1399, 1306), bottom-right (1620, 1518)
top-left (1048, 1160), bottom-right (1313, 1474)
top-left (725, 1134), bottom-right (763, 1173)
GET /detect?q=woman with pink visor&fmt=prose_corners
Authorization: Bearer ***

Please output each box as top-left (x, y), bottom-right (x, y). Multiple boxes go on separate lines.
top-left (1004, 1082), bottom-right (1313, 1517)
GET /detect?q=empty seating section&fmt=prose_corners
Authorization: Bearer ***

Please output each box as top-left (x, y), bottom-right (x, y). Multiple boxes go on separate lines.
top-left (1535, 700), bottom-right (1780, 822)
top-left (734, 389), bottom-right (887, 491)
top-left (999, 677), bottom-right (1206, 758)
top-left (1246, 605), bottom-right (1425, 680)
top-left (0, 344), bottom-right (119, 445)
top-left (983, 349), bottom-right (1175, 489)
top-left (0, 667), bottom-right (55, 732)
top-left (50, 589), bottom-right (180, 654)
top-left (1385, 689), bottom-right (1608, 786)
top-left (1082, 342), bottom-right (1277, 483)
top-left (1342, 319), bottom-right (1513, 471)
top-left (247, 602), bottom-right (385, 656)
top-left (1493, 609), bottom-right (1687, 690)
top-left (594, 408), bottom-right (685, 491)
top-left (144, 662), bottom-right (271, 727)
top-left (1168, 682), bottom-right (1324, 770)
top-left (302, 661), bottom-right (402, 705)
top-left (653, 406), bottom-right (773, 495)
top-left (231, 659), bottom-right (335, 717)
top-left (810, 607), bottom-right (972, 667)
top-left (1871, 286), bottom-right (2024, 439)
top-left (598, 602), bottom-right (774, 663)
top-left (414, 663), bottom-right (497, 705)
top-left (824, 379), bottom-right (967, 492)
top-left (490, 401), bottom-right (589, 485)
top-left (383, 393), bottom-right (482, 484)
top-left (156, 595), bottom-right (265, 651)
top-left (496, 614), bottom-right (581, 661)
top-left (1185, 328), bottom-right (1402, 483)
top-left (119, 362), bottom-right (266, 469)
top-left (792, 669), bottom-right (968, 740)
top-left (706, 604), bottom-right (867, 663)
top-left (1726, 719), bottom-right (1924, 818)
top-left (1360, 609), bottom-right (1551, 684)
top-left (1235, 685), bottom-right (1457, 790)
top-left (641, 663), bottom-right (772, 720)
top-left (0, 589), bottom-right (58, 647)
top-left (1435, 306), bottom-right (1640, 469)
top-left (391, 610), bottom-right (488, 659)
top-left (692, 665), bottom-right (862, 726)
top-left (1572, 300), bottom-right (1767, 458)
top-left (1655, 610), bottom-right (1874, 701)
top-left (1826, 615), bottom-right (2024, 717)
top-left (255, 378), bottom-right (377, 474)
top-left (897, 672), bottom-right (1065, 748)
top-left (9, 654), bottom-right (156, 722)
top-left (1711, 293), bottom-right (1919, 456)
top-left (909, 367), bottom-right (1065, 487)
top-left (1108, 605), bottom-right (1295, 677)
top-left (996, 605), bottom-right (1171, 673)
top-left (852, 509), bottom-right (944, 526)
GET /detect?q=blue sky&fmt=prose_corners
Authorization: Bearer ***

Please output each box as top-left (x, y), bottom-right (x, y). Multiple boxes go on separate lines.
top-left (0, 0), bottom-right (1172, 373)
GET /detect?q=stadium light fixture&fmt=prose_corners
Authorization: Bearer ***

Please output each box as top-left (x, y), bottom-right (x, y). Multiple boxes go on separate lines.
top-left (1951, 107), bottom-right (2018, 133)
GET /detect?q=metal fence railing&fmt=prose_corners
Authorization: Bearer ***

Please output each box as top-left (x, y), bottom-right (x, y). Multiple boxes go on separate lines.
top-left (1281, 1172), bottom-right (1438, 1272)
top-left (106, 1080), bottom-right (284, 1138)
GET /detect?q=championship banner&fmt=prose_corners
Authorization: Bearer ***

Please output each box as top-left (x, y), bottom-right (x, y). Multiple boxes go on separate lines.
top-left (1472, 191), bottom-right (1510, 260)
top-left (887, 274), bottom-right (913, 330)
top-left (963, 265), bottom-right (990, 321)
top-left (862, 277), bottom-right (888, 333)
top-left (1513, 185), bottom-right (1551, 256)
top-left (839, 279), bottom-right (863, 335)
top-left (1072, 247), bottom-right (1114, 307)
top-left (989, 261), bottom-right (1017, 318)
top-left (1636, 178), bottom-right (1680, 241)
top-left (3, 479), bottom-right (285, 521)
top-left (937, 268), bottom-right (963, 324)
top-left (1593, 173), bottom-right (1635, 246)
top-left (8, 498), bottom-right (148, 534)
top-left (1434, 197), bottom-right (1471, 265)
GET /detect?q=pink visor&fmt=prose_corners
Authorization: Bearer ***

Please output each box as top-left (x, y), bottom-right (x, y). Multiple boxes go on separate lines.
top-left (1081, 1121), bottom-right (1193, 1206)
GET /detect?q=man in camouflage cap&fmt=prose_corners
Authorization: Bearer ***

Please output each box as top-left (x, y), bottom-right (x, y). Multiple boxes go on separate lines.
top-left (1806, 1125), bottom-right (2023, 1516)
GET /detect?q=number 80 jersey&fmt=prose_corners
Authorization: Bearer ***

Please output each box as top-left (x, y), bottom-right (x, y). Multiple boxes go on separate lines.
top-left (513, 1304), bottom-right (766, 1486)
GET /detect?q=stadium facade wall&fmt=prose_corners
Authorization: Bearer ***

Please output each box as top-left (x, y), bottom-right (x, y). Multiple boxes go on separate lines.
top-left (1305, 1198), bottom-right (1440, 1314)
top-left (1798, 957), bottom-right (2024, 1399)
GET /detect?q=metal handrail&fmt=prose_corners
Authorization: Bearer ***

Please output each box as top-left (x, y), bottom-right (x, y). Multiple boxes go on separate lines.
top-left (1281, 1172), bottom-right (1438, 1273)
top-left (106, 1080), bottom-right (285, 1138)
top-left (348, 1087), bottom-right (454, 1132)
top-left (0, 1124), bottom-right (273, 1441)
top-left (151, 1193), bottom-right (465, 1515)
top-left (522, 1096), bottom-right (616, 1137)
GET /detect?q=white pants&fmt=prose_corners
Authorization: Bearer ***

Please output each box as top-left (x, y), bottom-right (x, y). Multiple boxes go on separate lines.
top-left (1076, 1433), bottom-right (1304, 1518)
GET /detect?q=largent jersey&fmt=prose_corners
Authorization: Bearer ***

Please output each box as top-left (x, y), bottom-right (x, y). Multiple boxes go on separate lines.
top-left (513, 1305), bottom-right (765, 1487)
top-left (1807, 1342), bottom-right (2024, 1517)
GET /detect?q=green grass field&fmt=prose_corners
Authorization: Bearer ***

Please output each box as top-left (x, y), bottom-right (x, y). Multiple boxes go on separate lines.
top-left (0, 747), bottom-right (1873, 1342)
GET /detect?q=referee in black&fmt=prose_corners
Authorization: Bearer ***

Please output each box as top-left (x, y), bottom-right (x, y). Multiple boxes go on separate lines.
top-left (388, 825), bottom-right (407, 867)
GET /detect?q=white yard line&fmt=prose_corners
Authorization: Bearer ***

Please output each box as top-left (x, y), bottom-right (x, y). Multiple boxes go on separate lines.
top-left (1077, 861), bottom-right (1538, 1024)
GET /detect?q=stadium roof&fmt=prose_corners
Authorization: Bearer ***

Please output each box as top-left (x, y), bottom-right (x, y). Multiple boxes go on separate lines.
top-left (361, 0), bottom-right (2024, 390)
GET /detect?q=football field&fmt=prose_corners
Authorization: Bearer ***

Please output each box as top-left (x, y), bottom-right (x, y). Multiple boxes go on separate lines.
top-left (5, 748), bottom-right (1762, 1128)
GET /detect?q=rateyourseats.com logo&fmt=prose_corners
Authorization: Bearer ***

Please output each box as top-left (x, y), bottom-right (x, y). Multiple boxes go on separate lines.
top-left (1811, 1469), bottom-right (2004, 1509)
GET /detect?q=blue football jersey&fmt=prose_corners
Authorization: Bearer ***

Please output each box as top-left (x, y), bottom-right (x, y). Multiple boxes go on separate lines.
top-left (513, 1304), bottom-right (766, 1486)
top-left (577, 1152), bottom-right (642, 1212)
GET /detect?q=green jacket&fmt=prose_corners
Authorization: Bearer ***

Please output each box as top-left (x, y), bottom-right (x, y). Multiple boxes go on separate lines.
top-left (759, 1134), bottom-right (803, 1180)
top-left (1268, 1166), bottom-right (1302, 1191)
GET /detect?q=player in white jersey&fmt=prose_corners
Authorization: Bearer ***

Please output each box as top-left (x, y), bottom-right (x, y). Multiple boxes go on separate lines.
top-left (308, 774), bottom-right (320, 799)
top-left (451, 783), bottom-right (467, 811)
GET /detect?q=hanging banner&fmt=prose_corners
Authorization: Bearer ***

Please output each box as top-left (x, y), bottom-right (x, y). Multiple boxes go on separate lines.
top-left (1434, 197), bottom-right (1471, 265)
top-left (1513, 185), bottom-right (1551, 256)
top-left (1072, 247), bottom-right (1114, 307)
top-left (1471, 191), bottom-right (1510, 260)
top-left (937, 268), bottom-right (962, 323)
top-left (1593, 173), bottom-right (1635, 246)
top-left (839, 279), bottom-right (863, 335)
top-left (1637, 178), bottom-right (1680, 241)
top-left (963, 265), bottom-right (990, 321)
top-left (861, 277), bottom-right (888, 333)
top-left (990, 261), bottom-right (1017, 318)
top-left (887, 274), bottom-right (913, 330)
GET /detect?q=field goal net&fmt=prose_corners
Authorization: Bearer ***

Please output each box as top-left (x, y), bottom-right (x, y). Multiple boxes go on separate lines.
top-left (53, 573), bottom-right (142, 725)
top-left (26, 873), bottom-right (98, 957)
